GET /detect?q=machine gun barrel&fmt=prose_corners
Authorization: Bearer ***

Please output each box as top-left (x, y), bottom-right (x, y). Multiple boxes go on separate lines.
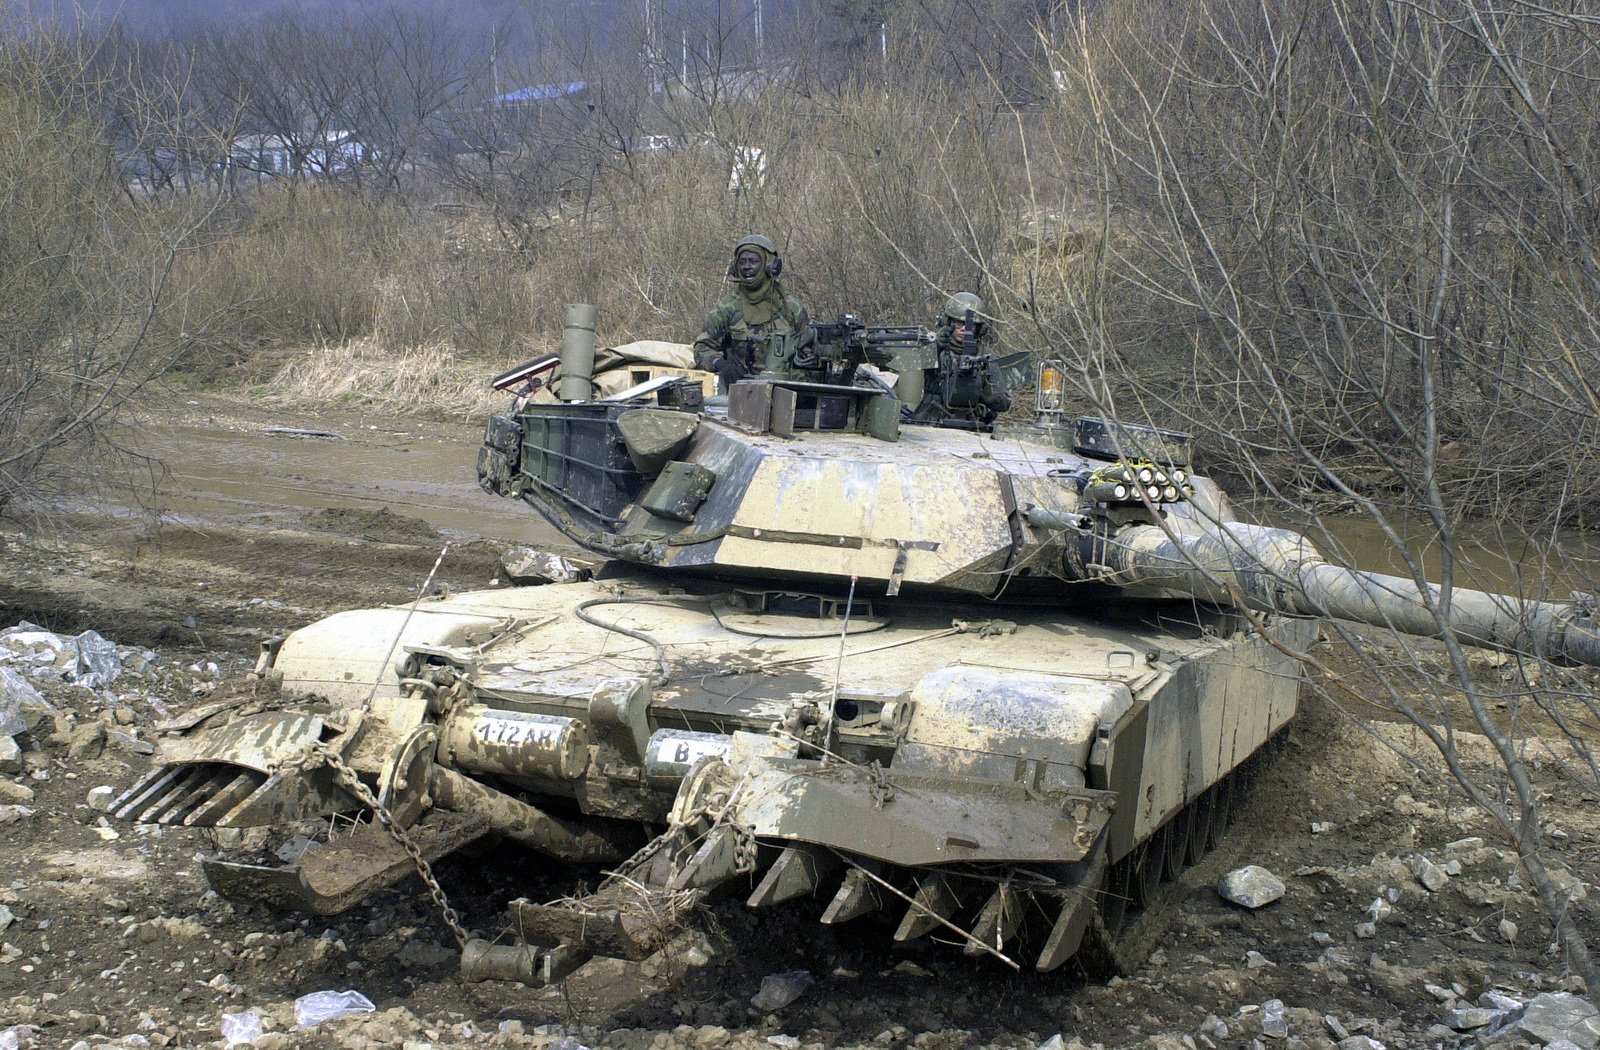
top-left (1083, 521), bottom-right (1600, 667)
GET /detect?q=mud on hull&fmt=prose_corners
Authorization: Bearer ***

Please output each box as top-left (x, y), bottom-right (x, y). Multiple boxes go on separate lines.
top-left (115, 570), bottom-right (1314, 979)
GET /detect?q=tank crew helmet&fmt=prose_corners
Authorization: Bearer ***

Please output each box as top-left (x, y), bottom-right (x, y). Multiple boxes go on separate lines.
top-left (729, 233), bottom-right (783, 286)
top-left (942, 291), bottom-right (990, 334)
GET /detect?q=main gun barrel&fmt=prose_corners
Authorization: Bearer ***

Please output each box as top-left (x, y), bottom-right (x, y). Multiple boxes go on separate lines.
top-left (1082, 521), bottom-right (1600, 667)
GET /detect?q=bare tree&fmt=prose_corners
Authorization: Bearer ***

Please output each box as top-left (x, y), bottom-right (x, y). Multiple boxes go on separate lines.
top-left (0, 26), bottom-right (225, 515)
top-left (1028, 0), bottom-right (1600, 983)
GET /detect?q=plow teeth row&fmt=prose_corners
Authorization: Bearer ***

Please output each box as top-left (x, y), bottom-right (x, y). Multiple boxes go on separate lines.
top-left (112, 764), bottom-right (268, 826)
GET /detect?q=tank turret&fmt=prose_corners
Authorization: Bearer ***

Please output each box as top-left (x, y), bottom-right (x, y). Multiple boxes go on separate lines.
top-left (114, 329), bottom-right (1600, 985)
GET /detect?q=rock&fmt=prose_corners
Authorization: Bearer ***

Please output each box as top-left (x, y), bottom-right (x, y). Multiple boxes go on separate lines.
top-left (0, 1025), bottom-right (36, 1049)
top-left (499, 548), bottom-right (594, 586)
top-left (750, 971), bottom-right (813, 1012)
top-left (0, 668), bottom-right (53, 735)
top-left (0, 805), bottom-right (34, 824)
top-left (1260, 999), bottom-right (1289, 1040)
top-left (0, 780), bottom-right (32, 805)
top-left (68, 630), bottom-right (125, 688)
top-left (1218, 866), bottom-right (1285, 909)
top-left (1366, 898), bottom-right (1392, 922)
top-left (107, 731), bottom-right (154, 757)
top-left (1245, 951), bottom-right (1275, 969)
top-left (67, 723), bottom-right (105, 761)
top-left (1498, 919), bottom-right (1518, 943)
top-left (1481, 991), bottom-right (1524, 1012)
top-left (0, 739), bottom-right (23, 777)
top-left (86, 786), bottom-right (116, 811)
top-left (1354, 922), bottom-right (1377, 940)
top-left (1335, 1039), bottom-right (1384, 1050)
top-left (1447, 1007), bottom-right (1499, 1030)
top-left (1409, 856), bottom-right (1449, 892)
top-left (1547, 868), bottom-right (1590, 903)
top-left (1514, 992), bottom-right (1600, 1048)
top-left (0, 905), bottom-right (12, 934)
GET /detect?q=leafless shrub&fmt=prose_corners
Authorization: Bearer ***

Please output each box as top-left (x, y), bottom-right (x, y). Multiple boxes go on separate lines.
top-left (0, 25), bottom-right (223, 514)
top-left (1021, 0), bottom-right (1600, 983)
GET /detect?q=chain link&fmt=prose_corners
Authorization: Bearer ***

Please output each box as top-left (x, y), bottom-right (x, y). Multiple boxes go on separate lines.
top-left (290, 743), bottom-right (470, 950)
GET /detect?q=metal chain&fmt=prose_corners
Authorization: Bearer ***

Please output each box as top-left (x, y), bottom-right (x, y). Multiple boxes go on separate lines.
top-left (290, 743), bottom-right (470, 949)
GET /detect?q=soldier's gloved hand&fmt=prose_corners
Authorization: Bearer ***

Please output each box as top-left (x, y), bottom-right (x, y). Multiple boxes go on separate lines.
top-left (712, 355), bottom-right (748, 384)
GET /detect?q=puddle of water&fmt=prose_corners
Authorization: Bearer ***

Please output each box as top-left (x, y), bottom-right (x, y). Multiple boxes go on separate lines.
top-left (135, 419), bottom-right (566, 547)
top-left (1264, 505), bottom-right (1600, 601)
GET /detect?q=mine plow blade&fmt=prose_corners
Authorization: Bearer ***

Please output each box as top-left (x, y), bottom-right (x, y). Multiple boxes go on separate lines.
top-left (496, 752), bottom-right (1125, 976)
top-left (113, 709), bottom-right (360, 827)
top-left (202, 809), bottom-right (492, 915)
top-left (114, 759), bottom-right (348, 827)
top-left (731, 766), bottom-right (1116, 866)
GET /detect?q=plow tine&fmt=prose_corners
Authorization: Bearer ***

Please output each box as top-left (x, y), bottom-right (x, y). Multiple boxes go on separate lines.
top-left (111, 766), bottom-right (186, 821)
top-left (1036, 858), bottom-right (1104, 971)
top-left (894, 874), bottom-right (961, 942)
top-left (667, 824), bottom-right (746, 891)
top-left (748, 846), bottom-right (840, 908)
top-left (183, 770), bottom-right (267, 826)
top-left (821, 868), bottom-right (885, 924)
top-left (147, 766), bottom-right (238, 824)
top-left (964, 884), bottom-right (1022, 957)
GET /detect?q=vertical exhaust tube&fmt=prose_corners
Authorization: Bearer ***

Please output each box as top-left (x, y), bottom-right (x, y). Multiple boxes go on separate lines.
top-left (559, 303), bottom-right (599, 402)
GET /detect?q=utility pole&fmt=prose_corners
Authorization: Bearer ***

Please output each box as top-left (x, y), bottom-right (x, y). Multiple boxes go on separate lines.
top-left (644, 0), bottom-right (657, 96)
top-left (880, 21), bottom-right (888, 87)
top-left (755, 0), bottom-right (764, 67)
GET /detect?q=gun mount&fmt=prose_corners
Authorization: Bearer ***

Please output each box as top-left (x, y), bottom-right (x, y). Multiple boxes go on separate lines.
top-left (114, 332), bottom-right (1600, 988)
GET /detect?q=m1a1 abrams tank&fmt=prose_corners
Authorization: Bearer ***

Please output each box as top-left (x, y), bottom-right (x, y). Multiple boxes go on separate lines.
top-left (114, 315), bottom-right (1600, 984)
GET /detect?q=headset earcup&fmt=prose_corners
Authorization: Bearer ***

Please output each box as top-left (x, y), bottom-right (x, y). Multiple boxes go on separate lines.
top-left (767, 255), bottom-right (783, 278)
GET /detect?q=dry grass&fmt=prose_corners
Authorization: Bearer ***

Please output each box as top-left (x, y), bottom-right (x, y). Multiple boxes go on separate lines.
top-left (254, 338), bottom-right (504, 421)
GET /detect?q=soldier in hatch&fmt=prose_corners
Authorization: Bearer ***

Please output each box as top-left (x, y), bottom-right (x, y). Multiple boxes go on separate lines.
top-left (693, 234), bottom-right (814, 391)
top-left (905, 291), bottom-right (1013, 425)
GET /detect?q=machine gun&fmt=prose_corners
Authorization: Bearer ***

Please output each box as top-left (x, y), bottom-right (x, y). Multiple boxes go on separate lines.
top-left (804, 314), bottom-right (934, 386)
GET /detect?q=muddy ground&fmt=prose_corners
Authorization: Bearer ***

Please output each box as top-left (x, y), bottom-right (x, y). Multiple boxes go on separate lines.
top-left (1, 395), bottom-right (1598, 1050)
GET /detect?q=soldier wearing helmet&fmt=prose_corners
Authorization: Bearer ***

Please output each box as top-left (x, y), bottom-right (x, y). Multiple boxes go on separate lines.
top-left (693, 234), bottom-right (814, 390)
top-left (906, 291), bottom-right (1012, 424)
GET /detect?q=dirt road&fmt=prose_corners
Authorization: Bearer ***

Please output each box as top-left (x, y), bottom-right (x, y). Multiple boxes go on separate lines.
top-left (1, 395), bottom-right (1596, 1050)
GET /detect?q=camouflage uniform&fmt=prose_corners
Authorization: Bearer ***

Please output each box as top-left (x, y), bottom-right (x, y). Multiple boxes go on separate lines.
top-left (693, 235), bottom-right (814, 387)
top-left (907, 292), bottom-right (1012, 425)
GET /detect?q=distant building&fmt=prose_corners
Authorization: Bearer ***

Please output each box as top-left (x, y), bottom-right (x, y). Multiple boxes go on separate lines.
top-left (221, 129), bottom-right (371, 183)
top-left (486, 82), bottom-right (588, 107)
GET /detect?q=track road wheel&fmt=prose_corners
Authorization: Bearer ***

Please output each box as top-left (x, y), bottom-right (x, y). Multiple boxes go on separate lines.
top-left (1207, 773), bottom-right (1235, 850)
top-left (1163, 807), bottom-right (1191, 881)
top-left (1187, 788), bottom-right (1215, 865)
top-left (1099, 852), bottom-right (1132, 938)
top-left (1132, 829), bottom-right (1165, 908)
